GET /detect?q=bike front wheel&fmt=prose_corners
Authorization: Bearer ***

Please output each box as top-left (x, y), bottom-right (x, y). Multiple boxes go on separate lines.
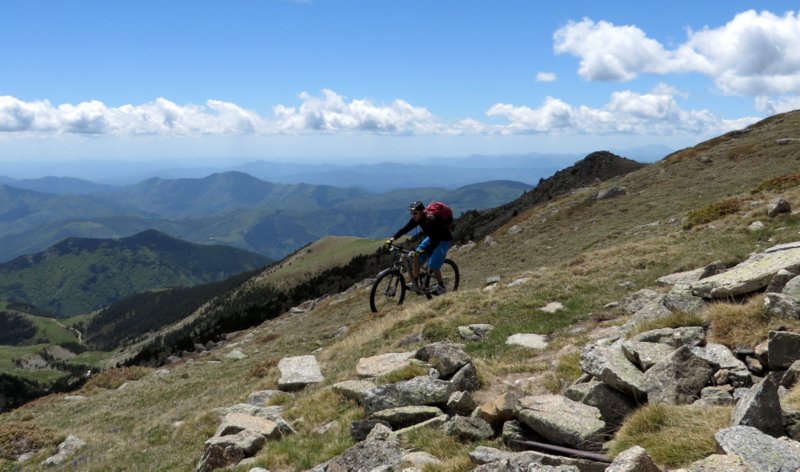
top-left (370, 269), bottom-right (407, 313)
top-left (424, 259), bottom-right (460, 299)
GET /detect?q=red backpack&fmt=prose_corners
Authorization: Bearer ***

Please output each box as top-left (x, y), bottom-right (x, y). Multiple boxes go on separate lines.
top-left (424, 201), bottom-right (454, 228)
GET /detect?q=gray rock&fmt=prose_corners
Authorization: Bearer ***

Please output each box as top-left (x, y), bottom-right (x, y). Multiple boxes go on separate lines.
top-left (500, 420), bottom-right (545, 450)
top-left (596, 186), bottom-right (626, 200)
top-left (696, 386), bottom-right (734, 406)
top-left (506, 333), bottom-right (549, 349)
top-left (680, 454), bottom-right (748, 471)
top-left (356, 351), bottom-right (416, 378)
top-left (41, 435), bottom-right (85, 467)
top-left (783, 408), bottom-right (800, 441)
top-left (580, 343), bottom-right (647, 400)
top-left (447, 391), bottom-right (477, 416)
top-left (277, 355), bottom-right (324, 391)
top-left (782, 275), bottom-right (800, 298)
top-left (314, 431), bottom-right (405, 472)
top-left (748, 221), bottom-right (766, 232)
top-left (415, 342), bottom-right (471, 377)
top-left (196, 430), bottom-right (265, 472)
top-left (662, 293), bottom-right (706, 314)
top-left (621, 341), bottom-right (675, 371)
top-left (458, 324), bottom-right (495, 341)
top-left (621, 289), bottom-right (661, 315)
top-left (630, 326), bottom-right (706, 348)
top-left (363, 376), bottom-right (454, 414)
top-left (657, 268), bottom-right (706, 287)
top-left (626, 297), bottom-right (673, 329)
top-left (468, 446), bottom-right (606, 472)
top-left (644, 345), bottom-right (714, 405)
top-left (370, 405), bottom-right (444, 429)
top-left (390, 414), bottom-right (449, 438)
top-left (768, 198), bottom-right (792, 217)
top-left (331, 379), bottom-right (376, 404)
top-left (564, 380), bottom-right (637, 427)
top-left (215, 413), bottom-right (281, 440)
top-left (691, 244), bottom-right (800, 298)
top-left (767, 269), bottom-right (796, 292)
top-left (350, 419), bottom-right (391, 442)
top-left (715, 425), bottom-right (800, 471)
top-left (768, 330), bottom-right (800, 369)
top-left (780, 359), bottom-right (800, 388)
top-left (731, 373), bottom-right (784, 437)
top-left (450, 362), bottom-right (480, 392)
top-left (441, 415), bottom-right (495, 440)
top-left (691, 343), bottom-right (751, 387)
top-left (246, 390), bottom-right (291, 407)
top-left (515, 394), bottom-right (606, 449)
top-left (764, 293), bottom-right (800, 319)
top-left (605, 446), bottom-right (660, 472)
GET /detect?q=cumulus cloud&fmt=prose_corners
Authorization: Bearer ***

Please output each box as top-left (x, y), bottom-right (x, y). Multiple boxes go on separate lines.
top-left (536, 72), bottom-right (557, 82)
top-left (486, 88), bottom-right (757, 136)
top-left (554, 10), bottom-right (800, 99)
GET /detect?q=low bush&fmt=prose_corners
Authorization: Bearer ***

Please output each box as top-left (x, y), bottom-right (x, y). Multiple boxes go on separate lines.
top-left (83, 366), bottom-right (153, 391)
top-left (752, 172), bottom-right (800, 193)
top-left (684, 198), bottom-right (743, 229)
top-left (0, 422), bottom-right (59, 460)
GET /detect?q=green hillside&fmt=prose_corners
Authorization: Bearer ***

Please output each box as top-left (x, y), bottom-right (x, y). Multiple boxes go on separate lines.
top-left (4, 111), bottom-right (800, 470)
top-left (0, 230), bottom-right (271, 317)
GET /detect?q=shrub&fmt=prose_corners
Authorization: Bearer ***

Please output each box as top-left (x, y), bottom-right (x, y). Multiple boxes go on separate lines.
top-left (0, 422), bottom-right (59, 460)
top-left (684, 198), bottom-right (743, 229)
top-left (752, 173), bottom-right (800, 193)
top-left (83, 366), bottom-right (153, 391)
top-left (610, 404), bottom-right (732, 467)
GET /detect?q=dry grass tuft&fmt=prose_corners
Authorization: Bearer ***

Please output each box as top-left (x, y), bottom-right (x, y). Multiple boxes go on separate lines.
top-left (376, 363), bottom-right (429, 384)
top-left (705, 295), bottom-right (783, 347)
top-left (784, 383), bottom-right (800, 411)
top-left (248, 357), bottom-right (279, 379)
top-left (0, 422), bottom-right (60, 460)
top-left (752, 172), bottom-right (800, 193)
top-left (82, 366), bottom-right (153, 391)
top-left (610, 404), bottom-right (732, 467)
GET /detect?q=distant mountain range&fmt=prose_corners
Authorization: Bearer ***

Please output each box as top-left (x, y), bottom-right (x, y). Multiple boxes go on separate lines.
top-left (0, 230), bottom-right (270, 317)
top-left (0, 172), bottom-right (532, 261)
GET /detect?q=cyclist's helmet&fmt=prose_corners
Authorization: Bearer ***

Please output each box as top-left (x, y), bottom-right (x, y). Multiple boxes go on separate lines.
top-left (409, 201), bottom-right (425, 213)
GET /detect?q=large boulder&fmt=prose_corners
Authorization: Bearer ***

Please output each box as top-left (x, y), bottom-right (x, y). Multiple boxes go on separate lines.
top-left (621, 341), bottom-right (675, 371)
top-left (564, 380), bottom-right (637, 427)
top-left (715, 426), bottom-right (800, 471)
top-left (362, 376), bottom-right (454, 414)
top-left (629, 326), bottom-right (705, 349)
top-left (730, 373), bottom-right (784, 437)
top-left (768, 330), bottom-right (800, 369)
top-left (580, 343), bottom-right (648, 400)
top-left (356, 351), bottom-right (416, 378)
top-left (691, 243), bottom-right (800, 298)
top-left (196, 430), bottom-right (265, 472)
top-left (691, 343), bottom-right (751, 387)
top-left (644, 346), bottom-right (714, 405)
top-left (515, 395), bottom-right (606, 449)
top-left (415, 342), bottom-right (471, 377)
top-left (277, 355), bottom-right (324, 391)
top-left (311, 424), bottom-right (405, 471)
top-left (469, 446), bottom-right (607, 472)
top-left (370, 405), bottom-right (444, 429)
top-left (441, 415), bottom-right (495, 441)
top-left (605, 446), bottom-right (661, 472)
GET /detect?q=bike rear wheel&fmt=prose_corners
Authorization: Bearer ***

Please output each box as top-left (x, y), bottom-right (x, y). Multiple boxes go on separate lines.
top-left (424, 259), bottom-right (460, 299)
top-left (370, 269), bottom-right (407, 313)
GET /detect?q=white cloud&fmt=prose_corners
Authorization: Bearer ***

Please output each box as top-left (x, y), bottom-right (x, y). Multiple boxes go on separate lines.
top-left (554, 10), bottom-right (800, 100)
top-left (536, 72), bottom-right (557, 82)
top-left (486, 89), bottom-right (757, 136)
top-left (755, 95), bottom-right (800, 114)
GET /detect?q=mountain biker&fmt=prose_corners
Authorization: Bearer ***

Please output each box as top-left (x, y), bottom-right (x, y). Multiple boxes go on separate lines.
top-left (386, 200), bottom-right (453, 295)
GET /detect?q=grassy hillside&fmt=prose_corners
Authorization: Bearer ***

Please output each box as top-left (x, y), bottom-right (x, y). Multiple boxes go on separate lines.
top-left (2, 111), bottom-right (800, 470)
top-left (0, 230), bottom-right (271, 317)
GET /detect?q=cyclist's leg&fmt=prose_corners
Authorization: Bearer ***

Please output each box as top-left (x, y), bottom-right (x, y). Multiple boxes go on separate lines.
top-left (428, 241), bottom-right (451, 286)
top-left (415, 237), bottom-right (432, 280)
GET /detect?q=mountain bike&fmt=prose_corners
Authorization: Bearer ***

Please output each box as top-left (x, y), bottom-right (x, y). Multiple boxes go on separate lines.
top-left (369, 243), bottom-right (459, 313)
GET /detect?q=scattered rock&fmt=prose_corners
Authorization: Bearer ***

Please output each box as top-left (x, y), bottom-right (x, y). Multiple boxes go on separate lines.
top-left (768, 330), bottom-right (800, 369)
top-left (596, 186), bottom-right (627, 201)
top-left (196, 430), bottom-right (264, 472)
top-left (580, 343), bottom-right (648, 400)
top-left (630, 326), bottom-right (706, 349)
top-left (41, 435), bottom-right (85, 467)
top-left (748, 221), bottom-right (766, 232)
top-left (508, 277), bottom-right (532, 287)
top-left (447, 391), bottom-right (477, 416)
top-left (730, 373), bottom-right (784, 437)
top-left (768, 198), bottom-right (791, 218)
top-left (540, 302), bottom-right (564, 313)
top-left (246, 390), bottom-right (292, 407)
top-left (363, 377), bottom-right (454, 414)
top-left (564, 380), bottom-right (637, 427)
top-left (356, 351), bottom-right (417, 378)
top-left (605, 445), bottom-right (660, 472)
top-left (644, 345), bottom-right (714, 405)
top-left (458, 324), bottom-right (495, 341)
top-left (415, 342), bottom-right (471, 377)
top-left (715, 425), bottom-right (800, 471)
top-left (215, 413), bottom-right (281, 440)
top-left (331, 379), bottom-right (377, 404)
top-left (441, 415), bottom-right (494, 441)
top-left (506, 333), bottom-right (549, 349)
top-left (679, 454), bottom-right (748, 471)
top-left (370, 405), bottom-right (444, 429)
top-left (515, 394), bottom-right (606, 449)
top-left (507, 225), bottom-right (523, 235)
top-left (350, 419), bottom-right (391, 442)
top-left (621, 341), bottom-right (675, 371)
top-left (277, 355), bottom-right (324, 391)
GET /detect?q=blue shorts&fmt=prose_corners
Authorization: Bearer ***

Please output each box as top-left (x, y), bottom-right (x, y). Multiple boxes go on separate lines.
top-left (416, 237), bottom-right (451, 270)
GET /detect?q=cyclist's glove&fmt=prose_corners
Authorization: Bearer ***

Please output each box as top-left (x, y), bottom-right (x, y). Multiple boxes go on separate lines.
top-left (385, 238), bottom-right (394, 247)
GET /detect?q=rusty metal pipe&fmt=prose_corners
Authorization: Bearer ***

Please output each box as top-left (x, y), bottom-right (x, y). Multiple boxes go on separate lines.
top-left (508, 439), bottom-right (612, 463)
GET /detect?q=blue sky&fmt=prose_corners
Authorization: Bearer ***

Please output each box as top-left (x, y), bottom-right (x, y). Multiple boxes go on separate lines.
top-left (2, 0), bottom-right (800, 169)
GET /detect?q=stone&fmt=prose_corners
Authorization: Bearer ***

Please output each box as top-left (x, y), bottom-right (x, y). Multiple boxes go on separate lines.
top-left (350, 420), bottom-right (391, 442)
top-left (314, 430), bottom-right (405, 472)
top-left (458, 324), bottom-right (495, 341)
top-left (657, 267), bottom-right (706, 287)
top-left (780, 359), bottom-right (800, 388)
top-left (782, 275), bottom-right (800, 298)
top-left (579, 343), bottom-right (648, 400)
top-left (540, 302), bottom-right (564, 313)
top-left (768, 198), bottom-right (792, 217)
top-left (447, 391), bottom-right (477, 416)
top-left (362, 376), bottom-right (454, 414)
top-left (605, 445), bottom-right (660, 472)
top-left (390, 414), bottom-right (449, 438)
top-left (246, 390), bottom-right (291, 407)
top-left (501, 420), bottom-right (545, 450)
top-left (215, 413), bottom-right (281, 440)
top-left (41, 435), bottom-right (85, 467)
top-left (767, 269), bottom-right (796, 292)
top-left (515, 394), bottom-right (606, 449)
top-left (415, 343), bottom-right (471, 377)
top-left (564, 380), bottom-right (637, 427)
top-left (768, 330), bottom-right (800, 369)
top-left (468, 446), bottom-right (607, 472)
top-left (225, 349), bottom-right (247, 360)
top-left (715, 426), bottom-right (800, 471)
top-left (691, 343), bottom-right (751, 387)
top-left (441, 415), bottom-right (494, 441)
top-left (485, 276), bottom-right (501, 286)
top-left (450, 362), bottom-right (480, 392)
top-left (356, 351), bottom-right (416, 378)
top-left (644, 346), bottom-right (714, 405)
top-left (277, 355), bottom-right (324, 391)
top-left (680, 454), bottom-right (748, 471)
top-left (662, 293), bottom-right (706, 315)
top-left (331, 379), bottom-right (376, 404)
top-left (506, 333), bottom-right (548, 349)
top-left (748, 221), bottom-right (766, 232)
top-left (370, 405), bottom-right (444, 429)
top-left (196, 430), bottom-right (265, 472)
top-left (696, 386), bottom-right (734, 406)
top-left (621, 341), bottom-right (675, 371)
top-left (764, 293), bottom-right (800, 319)
top-left (622, 289), bottom-right (662, 315)
top-left (596, 186), bottom-right (626, 200)
top-left (478, 391), bottom-right (522, 425)
top-left (730, 373), bottom-right (784, 437)
top-left (508, 277), bottom-right (532, 287)
top-left (691, 243), bottom-right (800, 298)
top-left (401, 451), bottom-right (441, 466)
top-left (630, 326), bottom-right (706, 349)
top-left (507, 225), bottom-right (523, 235)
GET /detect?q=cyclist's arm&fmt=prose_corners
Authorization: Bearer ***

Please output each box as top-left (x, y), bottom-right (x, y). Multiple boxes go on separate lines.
top-left (392, 218), bottom-right (419, 240)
